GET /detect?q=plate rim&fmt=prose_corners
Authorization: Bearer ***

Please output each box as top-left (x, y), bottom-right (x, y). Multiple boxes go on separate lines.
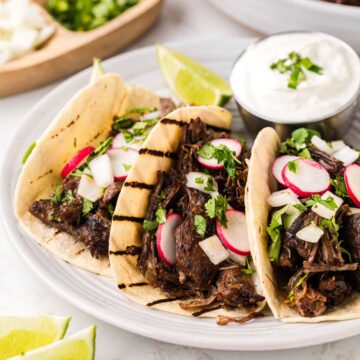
top-left (2, 37), bottom-right (360, 351)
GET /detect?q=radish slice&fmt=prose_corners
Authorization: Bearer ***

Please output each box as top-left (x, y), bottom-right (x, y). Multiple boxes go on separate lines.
top-left (60, 146), bottom-right (94, 178)
top-left (282, 158), bottom-right (330, 197)
top-left (112, 133), bottom-right (142, 151)
top-left (77, 170), bottom-right (103, 202)
top-left (199, 235), bottom-right (229, 265)
top-left (267, 189), bottom-right (298, 208)
top-left (197, 138), bottom-right (242, 169)
top-left (296, 224), bottom-right (324, 243)
top-left (272, 155), bottom-right (299, 186)
top-left (216, 210), bottom-right (250, 256)
top-left (344, 164), bottom-right (360, 208)
top-left (186, 172), bottom-right (218, 195)
top-left (333, 146), bottom-right (359, 166)
top-left (311, 190), bottom-right (343, 220)
top-left (107, 148), bottom-right (138, 181)
top-left (156, 213), bottom-right (183, 266)
top-left (88, 154), bottom-right (114, 188)
top-left (311, 135), bottom-right (333, 154)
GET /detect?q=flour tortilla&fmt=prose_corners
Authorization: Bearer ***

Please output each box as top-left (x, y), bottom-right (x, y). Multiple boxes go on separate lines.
top-left (14, 74), bottom-right (161, 277)
top-left (109, 106), bottom-right (266, 317)
top-left (246, 127), bottom-right (360, 322)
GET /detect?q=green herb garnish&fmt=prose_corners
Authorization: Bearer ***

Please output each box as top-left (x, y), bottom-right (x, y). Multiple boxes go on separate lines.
top-left (51, 185), bottom-right (62, 204)
top-left (155, 207), bottom-right (167, 224)
top-left (205, 194), bottom-right (228, 227)
top-left (123, 163), bottom-right (132, 171)
top-left (143, 220), bottom-right (159, 231)
top-left (288, 274), bottom-right (308, 302)
top-left (280, 128), bottom-right (320, 155)
top-left (339, 240), bottom-right (352, 262)
top-left (198, 143), bottom-right (241, 179)
top-left (305, 194), bottom-right (338, 210)
top-left (143, 206), bottom-right (167, 231)
top-left (242, 256), bottom-right (254, 275)
top-left (82, 198), bottom-right (94, 216)
top-left (22, 141), bottom-right (36, 164)
top-left (107, 203), bottom-right (115, 216)
top-left (195, 177), bottom-right (204, 184)
top-left (47, 0), bottom-right (139, 32)
top-left (320, 217), bottom-right (339, 238)
top-left (288, 160), bottom-right (299, 174)
top-left (330, 176), bottom-right (349, 198)
top-left (271, 51), bottom-right (323, 89)
top-left (204, 176), bottom-right (216, 192)
top-left (267, 205), bottom-right (289, 262)
top-left (194, 214), bottom-right (207, 237)
top-left (63, 190), bottom-right (74, 203)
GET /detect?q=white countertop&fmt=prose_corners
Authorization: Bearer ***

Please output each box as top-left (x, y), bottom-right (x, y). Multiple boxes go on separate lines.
top-left (0, 1), bottom-right (358, 359)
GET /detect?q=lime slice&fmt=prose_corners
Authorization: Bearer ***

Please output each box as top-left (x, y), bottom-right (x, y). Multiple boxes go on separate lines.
top-left (157, 44), bottom-right (232, 107)
top-left (9, 325), bottom-right (96, 360)
top-left (0, 316), bottom-right (71, 360)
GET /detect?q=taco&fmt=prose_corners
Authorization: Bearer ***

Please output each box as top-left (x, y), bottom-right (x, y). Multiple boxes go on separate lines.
top-left (14, 70), bottom-right (177, 277)
top-left (109, 107), bottom-right (266, 321)
top-left (247, 127), bottom-right (360, 322)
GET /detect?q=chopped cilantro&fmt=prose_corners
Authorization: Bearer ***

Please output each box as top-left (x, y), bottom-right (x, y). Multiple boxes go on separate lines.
top-left (195, 177), bottom-right (204, 184)
top-left (288, 274), bottom-right (308, 302)
top-left (204, 176), bottom-right (216, 192)
top-left (293, 203), bottom-right (306, 212)
top-left (330, 176), bottom-right (349, 198)
top-left (198, 143), bottom-right (241, 179)
top-left (123, 163), bottom-right (132, 171)
top-left (91, 137), bottom-right (112, 158)
top-left (298, 148), bottom-right (312, 159)
top-left (63, 190), bottom-right (74, 203)
top-left (143, 220), bottom-right (159, 231)
top-left (305, 194), bottom-right (338, 210)
top-left (320, 217), bottom-right (339, 238)
top-left (288, 159), bottom-right (299, 173)
top-left (155, 207), bottom-right (167, 224)
top-left (205, 194), bottom-right (228, 227)
top-left (51, 185), bottom-right (62, 204)
top-left (48, 212), bottom-right (61, 222)
top-left (267, 205), bottom-right (289, 262)
top-left (338, 240), bottom-right (352, 262)
top-left (271, 51), bottom-right (323, 89)
top-left (194, 214), bottom-right (207, 237)
top-left (280, 128), bottom-right (320, 156)
top-left (107, 203), bottom-right (115, 216)
top-left (242, 256), bottom-right (254, 275)
top-left (22, 141), bottom-right (36, 164)
top-left (82, 198), bottom-right (94, 216)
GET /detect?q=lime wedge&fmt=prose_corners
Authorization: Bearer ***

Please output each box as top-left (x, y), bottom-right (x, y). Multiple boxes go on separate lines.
top-left (157, 44), bottom-right (232, 107)
top-left (9, 325), bottom-right (96, 360)
top-left (0, 316), bottom-right (70, 360)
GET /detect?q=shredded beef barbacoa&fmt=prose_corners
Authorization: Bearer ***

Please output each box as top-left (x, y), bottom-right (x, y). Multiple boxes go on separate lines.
top-left (273, 144), bottom-right (360, 317)
top-left (138, 119), bottom-right (264, 312)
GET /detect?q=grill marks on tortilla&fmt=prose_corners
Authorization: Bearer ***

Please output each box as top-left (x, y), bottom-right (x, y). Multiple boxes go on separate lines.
top-left (124, 182), bottom-right (154, 190)
top-left (110, 246), bottom-right (142, 256)
top-left (146, 297), bottom-right (182, 307)
top-left (50, 114), bottom-right (80, 139)
top-left (30, 170), bottom-right (53, 184)
top-left (160, 117), bottom-right (230, 133)
top-left (192, 305), bottom-right (223, 317)
top-left (139, 148), bottom-right (177, 159)
top-left (117, 282), bottom-right (148, 289)
top-left (112, 215), bottom-right (144, 223)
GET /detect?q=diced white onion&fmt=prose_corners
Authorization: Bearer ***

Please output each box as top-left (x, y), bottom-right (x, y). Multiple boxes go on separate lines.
top-left (228, 249), bottom-right (247, 265)
top-left (199, 235), bottom-right (229, 265)
top-left (88, 154), bottom-right (114, 188)
top-left (186, 172), bottom-right (218, 195)
top-left (77, 170), bottom-right (103, 202)
top-left (311, 190), bottom-right (343, 220)
top-left (283, 201), bottom-right (303, 230)
top-left (311, 135), bottom-right (333, 154)
top-left (296, 224), bottom-right (324, 243)
top-left (267, 189), bottom-right (298, 208)
top-left (333, 146), bottom-right (359, 166)
top-left (140, 110), bottom-right (161, 121)
top-left (330, 140), bottom-right (346, 153)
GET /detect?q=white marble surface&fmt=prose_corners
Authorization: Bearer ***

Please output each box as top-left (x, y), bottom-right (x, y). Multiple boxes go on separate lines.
top-left (0, 0), bottom-right (358, 359)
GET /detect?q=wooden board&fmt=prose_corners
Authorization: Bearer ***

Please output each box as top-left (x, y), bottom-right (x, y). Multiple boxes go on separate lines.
top-left (0, 0), bottom-right (164, 97)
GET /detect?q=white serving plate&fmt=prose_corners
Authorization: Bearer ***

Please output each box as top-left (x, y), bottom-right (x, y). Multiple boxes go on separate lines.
top-left (208, 0), bottom-right (360, 52)
top-left (1, 38), bottom-right (360, 351)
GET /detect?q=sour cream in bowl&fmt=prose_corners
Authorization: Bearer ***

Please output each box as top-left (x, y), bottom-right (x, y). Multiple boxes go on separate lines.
top-left (230, 32), bottom-right (360, 139)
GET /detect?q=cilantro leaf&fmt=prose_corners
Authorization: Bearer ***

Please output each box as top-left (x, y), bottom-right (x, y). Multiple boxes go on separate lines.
top-left (320, 217), bottom-right (339, 238)
top-left (305, 194), bottom-right (338, 210)
top-left (330, 176), bottom-right (349, 198)
top-left (288, 160), bottom-right (299, 173)
top-left (280, 128), bottom-right (320, 156)
top-left (51, 185), bottom-right (62, 204)
top-left (204, 176), bottom-right (216, 192)
top-left (63, 190), bottom-right (74, 203)
top-left (195, 177), bottom-right (204, 184)
top-left (288, 274), bottom-right (308, 302)
top-left (205, 194), bottom-right (228, 227)
top-left (143, 220), bottom-right (159, 231)
top-left (123, 163), bottom-right (132, 171)
top-left (242, 256), bottom-right (254, 275)
top-left (194, 214), bottom-right (207, 237)
top-left (82, 198), bottom-right (94, 216)
top-left (155, 207), bottom-right (167, 224)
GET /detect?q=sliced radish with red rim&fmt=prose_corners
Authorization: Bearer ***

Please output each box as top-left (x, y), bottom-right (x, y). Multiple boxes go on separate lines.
top-left (60, 146), bottom-right (94, 178)
top-left (271, 155), bottom-right (299, 186)
top-left (197, 138), bottom-right (242, 169)
top-left (282, 158), bottom-right (330, 197)
top-left (107, 148), bottom-right (138, 181)
top-left (216, 210), bottom-right (250, 256)
top-left (344, 163), bottom-right (360, 208)
top-left (157, 213), bottom-right (183, 266)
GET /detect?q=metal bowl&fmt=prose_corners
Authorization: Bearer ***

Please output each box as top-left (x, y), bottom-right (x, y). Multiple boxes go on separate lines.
top-left (230, 32), bottom-right (360, 141)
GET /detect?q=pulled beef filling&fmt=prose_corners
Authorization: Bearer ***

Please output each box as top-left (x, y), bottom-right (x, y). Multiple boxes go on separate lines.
top-left (29, 98), bottom-right (175, 259)
top-left (138, 119), bottom-right (264, 311)
top-left (272, 138), bottom-right (360, 317)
